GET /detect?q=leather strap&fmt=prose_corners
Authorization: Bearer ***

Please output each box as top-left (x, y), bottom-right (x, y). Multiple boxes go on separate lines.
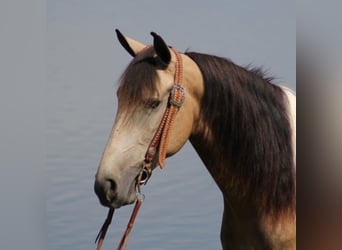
top-left (95, 208), bottom-right (115, 250)
top-left (116, 197), bottom-right (143, 250)
top-left (144, 48), bottom-right (184, 170)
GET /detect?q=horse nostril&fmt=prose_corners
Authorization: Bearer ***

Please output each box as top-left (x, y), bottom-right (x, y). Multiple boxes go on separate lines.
top-left (106, 178), bottom-right (117, 193)
top-left (103, 178), bottom-right (118, 202)
top-left (94, 177), bottom-right (118, 204)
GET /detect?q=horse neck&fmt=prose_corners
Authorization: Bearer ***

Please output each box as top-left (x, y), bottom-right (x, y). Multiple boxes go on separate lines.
top-left (182, 53), bottom-right (233, 195)
top-left (188, 89), bottom-right (296, 250)
top-left (185, 54), bottom-right (296, 249)
top-left (189, 132), bottom-right (233, 197)
top-left (186, 57), bottom-right (295, 215)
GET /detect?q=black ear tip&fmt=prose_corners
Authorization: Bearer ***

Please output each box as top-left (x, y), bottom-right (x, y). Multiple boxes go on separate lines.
top-left (115, 29), bottom-right (122, 37)
top-left (150, 31), bottom-right (171, 64)
top-left (115, 29), bottom-right (136, 57)
top-left (150, 32), bottom-right (158, 38)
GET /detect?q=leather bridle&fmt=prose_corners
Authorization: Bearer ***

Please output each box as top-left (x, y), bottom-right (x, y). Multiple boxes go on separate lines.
top-left (138, 47), bottom-right (184, 184)
top-left (95, 48), bottom-right (184, 250)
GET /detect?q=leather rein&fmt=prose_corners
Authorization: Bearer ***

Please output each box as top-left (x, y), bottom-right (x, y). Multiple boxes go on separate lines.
top-left (95, 48), bottom-right (184, 250)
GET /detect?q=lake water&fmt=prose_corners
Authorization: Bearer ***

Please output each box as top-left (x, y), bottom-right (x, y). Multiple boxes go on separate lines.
top-left (46, 59), bottom-right (223, 250)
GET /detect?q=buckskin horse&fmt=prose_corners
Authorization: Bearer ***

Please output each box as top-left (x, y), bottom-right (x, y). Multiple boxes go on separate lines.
top-left (94, 30), bottom-right (296, 250)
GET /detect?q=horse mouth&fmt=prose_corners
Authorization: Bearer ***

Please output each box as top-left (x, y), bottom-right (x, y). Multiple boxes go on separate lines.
top-left (98, 197), bottom-right (122, 209)
top-left (98, 194), bottom-right (137, 209)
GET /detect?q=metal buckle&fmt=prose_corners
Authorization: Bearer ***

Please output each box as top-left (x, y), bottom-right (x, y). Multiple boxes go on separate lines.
top-left (138, 163), bottom-right (152, 185)
top-left (169, 84), bottom-right (185, 108)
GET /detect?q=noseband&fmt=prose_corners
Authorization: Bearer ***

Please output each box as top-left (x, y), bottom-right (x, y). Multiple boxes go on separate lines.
top-left (95, 48), bottom-right (184, 250)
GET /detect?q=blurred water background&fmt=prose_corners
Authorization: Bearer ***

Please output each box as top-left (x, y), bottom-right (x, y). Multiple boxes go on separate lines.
top-left (46, 1), bottom-right (294, 249)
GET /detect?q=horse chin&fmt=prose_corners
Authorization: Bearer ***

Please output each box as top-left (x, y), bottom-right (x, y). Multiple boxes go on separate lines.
top-left (109, 199), bottom-right (136, 209)
top-left (99, 193), bottom-right (137, 209)
top-left (109, 188), bottom-right (138, 209)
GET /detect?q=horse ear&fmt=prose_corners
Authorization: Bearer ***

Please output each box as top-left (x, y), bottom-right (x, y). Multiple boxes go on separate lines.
top-left (150, 32), bottom-right (171, 64)
top-left (115, 29), bottom-right (145, 57)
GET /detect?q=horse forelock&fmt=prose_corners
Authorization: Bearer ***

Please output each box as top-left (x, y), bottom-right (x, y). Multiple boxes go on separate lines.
top-left (117, 47), bottom-right (166, 110)
top-left (186, 52), bottom-right (295, 217)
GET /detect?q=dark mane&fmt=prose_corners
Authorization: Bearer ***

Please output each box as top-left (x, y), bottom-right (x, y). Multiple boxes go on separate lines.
top-left (186, 52), bottom-right (295, 215)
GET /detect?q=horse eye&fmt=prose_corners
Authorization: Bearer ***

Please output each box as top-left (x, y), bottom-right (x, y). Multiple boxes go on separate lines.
top-left (145, 99), bottom-right (161, 109)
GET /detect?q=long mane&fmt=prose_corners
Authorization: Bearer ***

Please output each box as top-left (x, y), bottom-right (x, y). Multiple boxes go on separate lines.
top-left (186, 52), bottom-right (295, 215)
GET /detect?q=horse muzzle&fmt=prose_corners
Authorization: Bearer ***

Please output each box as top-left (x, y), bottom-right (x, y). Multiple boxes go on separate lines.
top-left (94, 173), bottom-right (137, 209)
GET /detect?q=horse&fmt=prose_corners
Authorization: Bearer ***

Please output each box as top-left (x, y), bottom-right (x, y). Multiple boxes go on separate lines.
top-left (94, 30), bottom-right (296, 250)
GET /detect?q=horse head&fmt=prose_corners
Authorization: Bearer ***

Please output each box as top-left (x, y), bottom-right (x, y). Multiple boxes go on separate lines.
top-left (94, 30), bottom-right (203, 208)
